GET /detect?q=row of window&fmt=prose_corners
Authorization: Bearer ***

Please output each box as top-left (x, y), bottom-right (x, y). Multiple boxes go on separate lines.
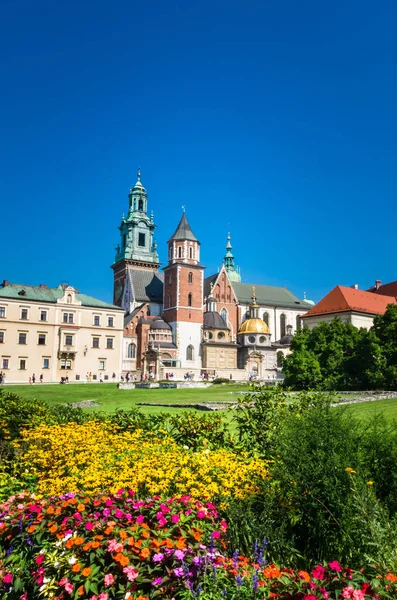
top-left (64, 334), bottom-right (114, 349)
top-left (0, 307), bottom-right (115, 327)
top-left (0, 358), bottom-right (109, 371)
top-left (0, 332), bottom-right (114, 349)
top-left (170, 246), bottom-right (195, 259)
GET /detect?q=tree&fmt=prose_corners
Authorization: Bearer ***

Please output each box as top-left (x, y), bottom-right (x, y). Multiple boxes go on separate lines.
top-left (372, 304), bottom-right (397, 389)
top-left (344, 329), bottom-right (385, 390)
top-left (283, 348), bottom-right (322, 389)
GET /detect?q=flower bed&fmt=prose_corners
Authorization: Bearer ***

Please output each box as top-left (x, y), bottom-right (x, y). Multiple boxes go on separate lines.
top-left (12, 423), bottom-right (267, 499)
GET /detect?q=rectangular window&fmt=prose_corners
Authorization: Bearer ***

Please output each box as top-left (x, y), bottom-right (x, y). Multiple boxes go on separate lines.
top-left (2, 358), bottom-right (9, 369)
top-left (38, 333), bottom-right (46, 345)
top-left (0, 332), bottom-right (4, 343)
top-left (21, 308), bottom-right (28, 320)
top-left (18, 333), bottom-right (27, 344)
top-left (19, 359), bottom-right (26, 370)
top-left (94, 315), bottom-right (100, 326)
top-left (92, 374), bottom-right (97, 380)
top-left (63, 313), bottom-right (74, 324)
top-left (60, 359), bottom-right (71, 370)
top-left (99, 360), bottom-right (105, 370)
top-left (43, 358), bottom-right (50, 369)
top-left (0, 307), bottom-right (5, 318)
top-left (68, 313), bottom-right (74, 324)
top-left (65, 335), bottom-right (73, 346)
top-left (92, 337), bottom-right (100, 349)
top-left (40, 310), bottom-right (47, 321)
top-left (106, 338), bottom-right (113, 349)
top-left (138, 233), bottom-right (146, 247)
top-left (104, 375), bottom-right (109, 381)
top-left (107, 317), bottom-right (114, 327)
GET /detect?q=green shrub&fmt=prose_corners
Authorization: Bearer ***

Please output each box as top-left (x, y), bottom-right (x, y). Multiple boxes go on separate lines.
top-left (212, 377), bottom-right (231, 384)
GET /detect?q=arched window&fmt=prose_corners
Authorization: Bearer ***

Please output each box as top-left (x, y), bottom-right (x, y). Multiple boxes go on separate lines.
top-left (186, 345), bottom-right (194, 360)
top-left (188, 293), bottom-right (192, 307)
top-left (280, 314), bottom-right (286, 338)
top-left (128, 343), bottom-right (136, 359)
top-left (178, 246), bottom-right (182, 258)
top-left (188, 272), bottom-right (193, 284)
top-left (263, 311), bottom-right (269, 326)
top-left (138, 199), bottom-right (143, 211)
top-left (221, 308), bottom-right (228, 324)
top-left (146, 306), bottom-right (151, 316)
top-left (296, 315), bottom-right (301, 331)
top-left (67, 294), bottom-right (72, 304)
top-left (189, 247), bottom-right (193, 259)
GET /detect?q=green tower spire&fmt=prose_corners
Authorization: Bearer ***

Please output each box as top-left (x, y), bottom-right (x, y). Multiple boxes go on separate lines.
top-left (223, 232), bottom-right (241, 282)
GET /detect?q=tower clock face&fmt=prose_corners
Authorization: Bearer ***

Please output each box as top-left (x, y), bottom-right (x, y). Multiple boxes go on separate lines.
top-left (115, 282), bottom-right (123, 301)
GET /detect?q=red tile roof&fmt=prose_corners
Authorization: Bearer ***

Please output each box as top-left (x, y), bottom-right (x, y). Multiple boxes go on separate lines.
top-left (302, 285), bottom-right (397, 319)
top-left (368, 281), bottom-right (397, 298)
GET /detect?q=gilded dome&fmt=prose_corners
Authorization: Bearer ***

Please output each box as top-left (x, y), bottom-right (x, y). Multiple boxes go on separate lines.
top-left (238, 318), bottom-right (270, 335)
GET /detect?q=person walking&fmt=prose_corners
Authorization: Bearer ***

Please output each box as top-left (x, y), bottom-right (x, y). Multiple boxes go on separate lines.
top-left (40, 374), bottom-right (43, 383)
top-left (32, 374), bottom-right (36, 384)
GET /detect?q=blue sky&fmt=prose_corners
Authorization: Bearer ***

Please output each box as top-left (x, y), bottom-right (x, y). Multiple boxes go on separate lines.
top-left (1, 0), bottom-right (396, 304)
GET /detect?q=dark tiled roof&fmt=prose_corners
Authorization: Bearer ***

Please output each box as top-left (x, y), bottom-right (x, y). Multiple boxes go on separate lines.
top-left (130, 270), bottom-right (164, 303)
top-left (368, 281), bottom-right (397, 298)
top-left (203, 311), bottom-right (229, 330)
top-left (168, 213), bottom-right (198, 242)
top-left (0, 283), bottom-right (123, 310)
top-left (124, 304), bottom-right (145, 327)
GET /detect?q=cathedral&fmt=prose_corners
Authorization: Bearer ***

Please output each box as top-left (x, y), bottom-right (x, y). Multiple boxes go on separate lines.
top-left (112, 171), bottom-right (313, 380)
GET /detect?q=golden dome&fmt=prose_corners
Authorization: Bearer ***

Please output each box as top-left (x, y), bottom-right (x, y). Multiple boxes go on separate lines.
top-left (238, 318), bottom-right (270, 335)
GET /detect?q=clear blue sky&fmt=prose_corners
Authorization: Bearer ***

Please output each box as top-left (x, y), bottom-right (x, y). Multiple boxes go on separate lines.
top-left (1, 0), bottom-right (396, 304)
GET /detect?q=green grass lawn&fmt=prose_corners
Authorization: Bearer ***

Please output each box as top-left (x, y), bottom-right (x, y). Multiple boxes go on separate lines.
top-left (341, 397), bottom-right (397, 421)
top-left (4, 382), bottom-right (248, 415)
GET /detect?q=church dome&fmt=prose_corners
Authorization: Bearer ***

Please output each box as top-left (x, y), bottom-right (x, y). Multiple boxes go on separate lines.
top-left (238, 318), bottom-right (270, 335)
top-left (203, 311), bottom-right (229, 330)
top-left (150, 317), bottom-right (172, 330)
top-left (279, 333), bottom-right (293, 345)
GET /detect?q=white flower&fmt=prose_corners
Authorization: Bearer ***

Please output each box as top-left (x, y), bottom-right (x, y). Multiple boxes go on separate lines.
top-left (68, 556), bottom-right (76, 565)
top-left (54, 561), bottom-right (60, 567)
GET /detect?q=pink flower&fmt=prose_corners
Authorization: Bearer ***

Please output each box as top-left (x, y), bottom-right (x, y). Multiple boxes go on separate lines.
top-left (107, 539), bottom-right (123, 553)
top-left (65, 583), bottom-right (74, 594)
top-left (85, 522), bottom-right (94, 530)
top-left (171, 514), bottom-right (180, 523)
top-left (175, 550), bottom-right (185, 560)
top-left (104, 573), bottom-right (115, 586)
top-left (173, 567), bottom-right (184, 578)
top-left (158, 517), bottom-right (167, 527)
top-left (115, 509), bottom-right (123, 518)
top-left (99, 594), bottom-right (109, 600)
top-left (123, 566), bottom-right (139, 581)
top-left (136, 515), bottom-right (145, 524)
top-left (20, 594), bottom-right (28, 600)
top-left (153, 553), bottom-right (164, 562)
top-left (152, 577), bottom-right (163, 586)
top-left (3, 573), bottom-right (13, 584)
top-left (312, 565), bottom-right (325, 580)
top-left (329, 560), bottom-right (342, 572)
top-left (303, 596), bottom-right (317, 600)
top-left (197, 510), bottom-right (206, 519)
top-left (59, 577), bottom-right (69, 586)
top-left (220, 520), bottom-right (228, 530)
top-left (35, 554), bottom-right (45, 565)
top-left (352, 592), bottom-right (365, 600)
top-left (212, 531), bottom-right (221, 539)
top-left (342, 587), bottom-right (354, 598)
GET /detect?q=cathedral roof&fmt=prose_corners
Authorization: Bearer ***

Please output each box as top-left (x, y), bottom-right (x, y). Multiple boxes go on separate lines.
top-left (150, 317), bottom-right (172, 330)
top-left (129, 270), bottom-right (164, 303)
top-left (232, 282), bottom-right (313, 310)
top-left (203, 311), bottom-right (229, 330)
top-left (168, 212), bottom-right (198, 242)
top-left (238, 318), bottom-right (270, 335)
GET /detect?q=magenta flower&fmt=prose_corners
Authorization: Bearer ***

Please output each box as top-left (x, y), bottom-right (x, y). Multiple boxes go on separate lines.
top-left (171, 514), bottom-right (180, 523)
top-left (153, 553), bottom-right (164, 562)
top-left (115, 509), bottom-right (123, 518)
top-left (3, 573), bottom-right (13, 584)
top-left (35, 554), bottom-right (45, 565)
top-left (65, 583), bottom-right (73, 594)
top-left (123, 566), bottom-right (139, 581)
top-left (136, 515), bottom-right (145, 524)
top-left (99, 593), bottom-right (109, 600)
top-left (312, 565), bottom-right (325, 580)
top-left (329, 560), bottom-right (342, 572)
top-left (158, 517), bottom-right (167, 526)
top-left (85, 522), bottom-right (94, 530)
top-left (212, 530), bottom-right (221, 539)
top-left (197, 510), bottom-right (206, 519)
top-left (173, 567), bottom-right (184, 578)
top-left (175, 550), bottom-right (185, 560)
top-left (152, 577), bottom-right (163, 586)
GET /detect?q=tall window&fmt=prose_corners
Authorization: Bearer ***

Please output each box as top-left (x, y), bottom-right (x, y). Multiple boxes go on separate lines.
top-left (128, 343), bottom-right (136, 358)
top-left (186, 345), bottom-right (194, 361)
top-left (108, 317), bottom-right (114, 327)
top-left (138, 233), bottom-right (145, 247)
top-left (99, 360), bottom-right (105, 370)
top-left (19, 359), bottom-right (26, 370)
top-left (221, 308), bottom-right (228, 324)
top-left (123, 234), bottom-right (127, 247)
top-left (92, 337), bottom-right (100, 349)
top-left (188, 293), bottom-right (192, 307)
top-left (296, 315), bottom-right (301, 331)
top-left (21, 308), bottom-right (28, 320)
top-left (67, 294), bottom-right (72, 304)
top-left (280, 314), bottom-right (286, 338)
top-left (178, 246), bottom-right (182, 258)
top-left (38, 333), bottom-right (46, 345)
top-left (138, 199), bottom-right (143, 211)
top-left (60, 359), bottom-right (71, 370)
top-left (40, 310), bottom-right (47, 321)
top-left (94, 315), bottom-right (100, 326)
top-left (63, 313), bottom-right (74, 324)
top-left (43, 358), bottom-right (50, 369)
top-left (106, 338), bottom-right (113, 349)
top-left (189, 247), bottom-right (193, 259)
top-left (0, 332), bottom-right (4, 343)
top-left (2, 358), bottom-right (9, 369)
top-left (65, 334), bottom-right (73, 346)
top-left (18, 333), bottom-right (27, 344)
top-left (0, 307), bottom-right (5, 318)
top-left (263, 312), bottom-right (269, 326)
top-left (188, 272), bottom-right (193, 284)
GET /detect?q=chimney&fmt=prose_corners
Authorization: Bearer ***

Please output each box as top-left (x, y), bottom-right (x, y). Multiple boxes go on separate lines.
top-left (375, 280), bottom-right (382, 290)
top-left (39, 284), bottom-right (48, 288)
top-left (351, 284), bottom-right (358, 290)
top-left (2, 280), bottom-right (9, 287)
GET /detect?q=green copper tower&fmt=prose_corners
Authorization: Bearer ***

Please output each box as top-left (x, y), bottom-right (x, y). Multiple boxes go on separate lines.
top-left (223, 232), bottom-right (241, 282)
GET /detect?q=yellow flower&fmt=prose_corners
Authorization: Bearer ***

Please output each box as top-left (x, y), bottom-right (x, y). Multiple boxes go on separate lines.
top-left (367, 481), bottom-right (374, 485)
top-left (344, 468), bottom-right (356, 473)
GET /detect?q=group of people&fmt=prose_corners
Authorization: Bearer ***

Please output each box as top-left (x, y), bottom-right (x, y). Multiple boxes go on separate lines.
top-left (0, 372), bottom-right (5, 384)
top-left (29, 374), bottom-right (43, 384)
top-left (165, 372), bottom-right (175, 380)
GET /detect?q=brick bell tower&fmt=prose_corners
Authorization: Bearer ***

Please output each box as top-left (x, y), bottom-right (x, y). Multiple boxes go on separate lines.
top-left (163, 210), bottom-right (204, 370)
